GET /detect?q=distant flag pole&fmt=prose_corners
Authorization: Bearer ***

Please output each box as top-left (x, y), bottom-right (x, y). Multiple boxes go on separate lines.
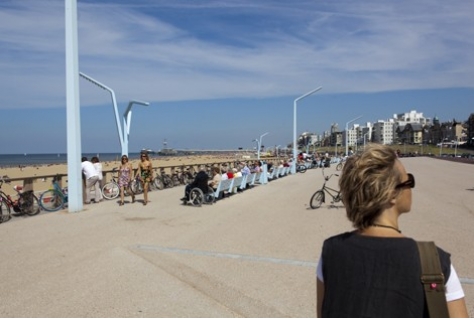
top-left (65, 0), bottom-right (83, 212)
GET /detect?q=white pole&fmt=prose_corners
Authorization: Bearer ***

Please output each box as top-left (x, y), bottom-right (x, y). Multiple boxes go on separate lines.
top-left (454, 136), bottom-right (458, 157)
top-left (79, 72), bottom-right (125, 155)
top-left (345, 115), bottom-right (362, 156)
top-left (253, 139), bottom-right (259, 159)
top-left (65, 0), bottom-right (82, 212)
top-left (292, 86), bottom-right (322, 174)
top-left (123, 100), bottom-right (149, 157)
top-left (258, 132), bottom-right (269, 160)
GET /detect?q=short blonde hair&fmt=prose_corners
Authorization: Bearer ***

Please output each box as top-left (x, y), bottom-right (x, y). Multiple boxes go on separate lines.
top-left (339, 144), bottom-right (402, 229)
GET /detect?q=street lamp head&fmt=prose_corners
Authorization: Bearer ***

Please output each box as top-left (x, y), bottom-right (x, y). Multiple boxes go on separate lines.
top-left (129, 100), bottom-right (150, 107)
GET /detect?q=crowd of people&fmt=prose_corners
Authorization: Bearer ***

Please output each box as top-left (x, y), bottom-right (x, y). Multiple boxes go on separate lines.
top-left (177, 158), bottom-right (302, 203)
top-left (81, 151), bottom-right (155, 206)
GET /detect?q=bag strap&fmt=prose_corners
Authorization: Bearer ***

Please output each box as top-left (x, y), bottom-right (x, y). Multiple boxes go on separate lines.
top-left (416, 241), bottom-right (449, 318)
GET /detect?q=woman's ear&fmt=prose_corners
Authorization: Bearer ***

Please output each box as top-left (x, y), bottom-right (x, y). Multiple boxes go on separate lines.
top-left (389, 190), bottom-right (398, 205)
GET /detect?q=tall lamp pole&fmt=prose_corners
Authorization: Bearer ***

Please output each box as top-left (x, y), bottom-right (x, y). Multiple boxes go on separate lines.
top-left (65, 0), bottom-right (82, 212)
top-left (363, 132), bottom-right (370, 150)
top-left (258, 132), bottom-right (269, 160)
top-left (292, 86), bottom-right (322, 173)
top-left (345, 115), bottom-right (362, 156)
top-left (123, 100), bottom-right (149, 157)
top-left (454, 136), bottom-right (458, 157)
top-left (80, 72), bottom-right (149, 156)
top-left (252, 139), bottom-right (259, 158)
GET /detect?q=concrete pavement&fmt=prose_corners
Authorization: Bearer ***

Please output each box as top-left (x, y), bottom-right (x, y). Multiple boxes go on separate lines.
top-left (0, 157), bottom-right (473, 317)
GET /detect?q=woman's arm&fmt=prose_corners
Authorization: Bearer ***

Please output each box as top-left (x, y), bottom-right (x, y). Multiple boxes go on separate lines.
top-left (448, 298), bottom-right (468, 318)
top-left (136, 163), bottom-right (141, 179)
top-left (317, 279), bottom-right (324, 318)
top-left (129, 164), bottom-right (134, 182)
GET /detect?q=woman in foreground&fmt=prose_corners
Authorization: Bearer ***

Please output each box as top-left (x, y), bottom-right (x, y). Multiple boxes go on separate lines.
top-left (316, 143), bottom-right (468, 317)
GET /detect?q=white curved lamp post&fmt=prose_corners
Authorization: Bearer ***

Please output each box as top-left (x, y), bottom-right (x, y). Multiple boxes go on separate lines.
top-left (345, 115), bottom-right (362, 156)
top-left (123, 100), bottom-right (149, 156)
top-left (258, 132), bottom-right (269, 160)
top-left (292, 87), bottom-right (322, 173)
top-left (80, 72), bottom-right (149, 156)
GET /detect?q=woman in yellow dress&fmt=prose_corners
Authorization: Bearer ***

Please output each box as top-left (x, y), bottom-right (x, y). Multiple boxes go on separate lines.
top-left (135, 152), bottom-right (153, 205)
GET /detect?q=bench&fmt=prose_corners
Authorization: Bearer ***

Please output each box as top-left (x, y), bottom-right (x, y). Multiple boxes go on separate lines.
top-left (210, 178), bottom-right (234, 199)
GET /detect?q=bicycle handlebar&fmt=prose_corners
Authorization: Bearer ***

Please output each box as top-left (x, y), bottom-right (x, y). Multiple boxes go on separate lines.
top-left (321, 168), bottom-right (339, 181)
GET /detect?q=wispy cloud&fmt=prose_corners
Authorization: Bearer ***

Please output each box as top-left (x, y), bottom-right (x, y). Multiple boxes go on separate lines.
top-left (1, 0), bottom-right (473, 110)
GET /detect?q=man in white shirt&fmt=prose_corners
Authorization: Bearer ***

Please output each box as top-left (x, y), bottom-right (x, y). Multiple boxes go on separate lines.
top-left (81, 157), bottom-right (102, 204)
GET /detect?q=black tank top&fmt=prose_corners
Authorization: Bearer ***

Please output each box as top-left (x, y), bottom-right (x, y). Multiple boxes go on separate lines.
top-left (321, 232), bottom-right (450, 317)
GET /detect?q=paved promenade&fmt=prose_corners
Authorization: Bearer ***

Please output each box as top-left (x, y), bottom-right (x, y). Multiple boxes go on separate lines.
top-left (0, 157), bottom-right (473, 317)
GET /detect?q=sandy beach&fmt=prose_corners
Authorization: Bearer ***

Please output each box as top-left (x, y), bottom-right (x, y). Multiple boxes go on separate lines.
top-left (0, 153), bottom-right (281, 196)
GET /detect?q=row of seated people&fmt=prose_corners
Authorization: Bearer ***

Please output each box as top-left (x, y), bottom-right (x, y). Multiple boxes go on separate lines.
top-left (181, 159), bottom-right (293, 203)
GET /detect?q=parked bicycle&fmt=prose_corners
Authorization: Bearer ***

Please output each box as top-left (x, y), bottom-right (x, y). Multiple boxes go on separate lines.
top-left (152, 169), bottom-right (174, 190)
top-left (101, 168), bottom-right (134, 200)
top-left (178, 167), bottom-right (195, 185)
top-left (101, 172), bottom-right (120, 200)
top-left (310, 169), bottom-right (343, 209)
top-left (39, 176), bottom-right (68, 212)
top-left (336, 157), bottom-right (346, 171)
top-left (130, 176), bottom-right (145, 194)
top-left (0, 177), bottom-right (40, 222)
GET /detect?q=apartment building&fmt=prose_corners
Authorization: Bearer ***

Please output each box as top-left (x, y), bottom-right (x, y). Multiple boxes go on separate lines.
top-left (373, 119), bottom-right (395, 145)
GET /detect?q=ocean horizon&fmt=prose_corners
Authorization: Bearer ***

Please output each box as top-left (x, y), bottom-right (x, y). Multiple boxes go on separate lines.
top-left (0, 150), bottom-right (256, 168)
top-left (0, 153), bottom-right (131, 168)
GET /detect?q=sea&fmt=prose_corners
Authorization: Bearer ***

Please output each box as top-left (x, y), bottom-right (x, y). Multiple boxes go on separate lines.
top-left (0, 152), bottom-right (146, 168)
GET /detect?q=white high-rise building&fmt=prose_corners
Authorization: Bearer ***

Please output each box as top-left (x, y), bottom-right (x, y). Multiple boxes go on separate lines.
top-left (373, 119), bottom-right (395, 145)
top-left (343, 124), bottom-right (360, 147)
top-left (393, 110), bottom-right (430, 125)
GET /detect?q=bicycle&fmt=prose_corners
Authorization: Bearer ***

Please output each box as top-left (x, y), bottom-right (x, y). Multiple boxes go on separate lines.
top-left (0, 177), bottom-right (40, 221)
top-left (336, 157), bottom-right (346, 171)
top-left (101, 169), bottom-right (134, 200)
top-left (152, 169), bottom-right (174, 190)
top-left (310, 169), bottom-right (343, 209)
top-left (296, 162), bottom-right (307, 173)
top-left (39, 176), bottom-right (68, 212)
top-left (101, 175), bottom-right (120, 200)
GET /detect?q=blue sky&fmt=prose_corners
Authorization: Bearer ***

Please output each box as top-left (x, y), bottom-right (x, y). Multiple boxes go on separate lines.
top-left (1, 0), bottom-right (473, 154)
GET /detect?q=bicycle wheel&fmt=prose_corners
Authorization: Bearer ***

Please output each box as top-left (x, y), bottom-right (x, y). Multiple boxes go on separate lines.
top-left (153, 177), bottom-right (164, 190)
top-left (102, 182), bottom-right (120, 200)
top-left (19, 192), bottom-right (41, 216)
top-left (298, 165), bottom-right (307, 173)
top-left (310, 190), bottom-right (324, 209)
top-left (163, 175), bottom-right (174, 188)
top-left (130, 179), bottom-right (143, 195)
top-left (0, 195), bottom-right (11, 223)
top-left (39, 190), bottom-right (65, 212)
top-left (336, 163), bottom-right (343, 171)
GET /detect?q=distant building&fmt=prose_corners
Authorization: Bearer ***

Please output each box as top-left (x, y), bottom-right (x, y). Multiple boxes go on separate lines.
top-left (396, 123), bottom-right (423, 144)
top-left (393, 110), bottom-right (430, 125)
top-left (373, 119), bottom-right (395, 145)
top-left (468, 114), bottom-right (474, 146)
top-left (343, 124), bottom-right (361, 148)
